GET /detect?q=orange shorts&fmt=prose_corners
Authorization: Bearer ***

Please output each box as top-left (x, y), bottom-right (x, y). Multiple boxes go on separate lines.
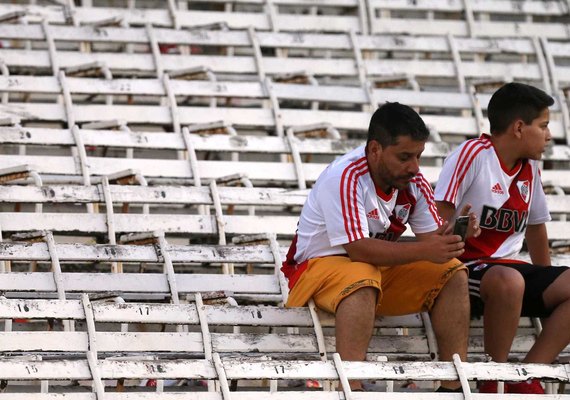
top-left (285, 256), bottom-right (466, 316)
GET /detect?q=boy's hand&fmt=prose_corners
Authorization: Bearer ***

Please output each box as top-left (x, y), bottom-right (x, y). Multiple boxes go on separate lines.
top-left (459, 204), bottom-right (481, 239)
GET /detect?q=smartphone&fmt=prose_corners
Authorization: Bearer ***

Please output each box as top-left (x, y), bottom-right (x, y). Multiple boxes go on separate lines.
top-left (453, 216), bottom-right (469, 241)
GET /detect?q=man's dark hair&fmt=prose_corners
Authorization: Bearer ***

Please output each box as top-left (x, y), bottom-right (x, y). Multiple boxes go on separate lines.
top-left (367, 102), bottom-right (430, 147)
top-left (488, 82), bottom-right (554, 134)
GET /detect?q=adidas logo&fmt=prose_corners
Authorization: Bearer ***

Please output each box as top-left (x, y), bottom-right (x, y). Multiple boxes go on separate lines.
top-left (366, 208), bottom-right (380, 220)
top-left (491, 182), bottom-right (504, 195)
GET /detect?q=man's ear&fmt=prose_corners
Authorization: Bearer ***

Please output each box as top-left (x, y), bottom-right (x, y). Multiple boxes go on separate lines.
top-left (367, 140), bottom-right (382, 158)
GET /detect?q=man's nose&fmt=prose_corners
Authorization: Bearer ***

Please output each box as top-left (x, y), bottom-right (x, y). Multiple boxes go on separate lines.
top-left (408, 158), bottom-right (420, 175)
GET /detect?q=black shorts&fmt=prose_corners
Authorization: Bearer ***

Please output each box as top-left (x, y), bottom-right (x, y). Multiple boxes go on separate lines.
top-left (467, 259), bottom-right (569, 318)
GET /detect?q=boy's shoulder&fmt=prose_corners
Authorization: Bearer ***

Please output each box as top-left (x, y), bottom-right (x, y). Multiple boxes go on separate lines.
top-left (446, 135), bottom-right (494, 164)
top-left (455, 135), bottom-right (493, 152)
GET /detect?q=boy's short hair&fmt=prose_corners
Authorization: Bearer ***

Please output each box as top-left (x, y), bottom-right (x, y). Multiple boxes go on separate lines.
top-left (488, 83), bottom-right (554, 134)
top-left (367, 102), bottom-right (430, 147)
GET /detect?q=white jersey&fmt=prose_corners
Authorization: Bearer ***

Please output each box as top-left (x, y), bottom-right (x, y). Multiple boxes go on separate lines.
top-left (434, 135), bottom-right (551, 260)
top-left (289, 145), bottom-right (442, 265)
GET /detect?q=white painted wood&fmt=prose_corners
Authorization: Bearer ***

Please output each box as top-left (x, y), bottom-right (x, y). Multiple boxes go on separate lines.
top-left (95, 302), bottom-right (198, 324)
top-left (0, 272), bottom-right (281, 295)
top-left (0, 102), bottom-right (564, 140)
top-left (0, 358), bottom-right (568, 394)
top-left (371, 19), bottom-right (570, 39)
top-left (1, 182), bottom-right (569, 216)
top-left (0, 359), bottom-right (216, 380)
top-left (0, 331), bottom-right (203, 352)
top-left (0, 297), bottom-right (423, 328)
top-left (0, 126), bottom-right (445, 156)
top-left (222, 358), bottom-right (570, 382)
top-left (187, 0), bottom-right (360, 6)
top-left (0, 393), bottom-right (566, 400)
top-left (370, 0), bottom-right (568, 16)
top-left (0, 152), bottom-right (566, 190)
top-left (0, 242), bottom-right (282, 263)
top-left (5, 75), bottom-right (561, 116)
top-left (0, 395), bottom-right (226, 400)
top-left (0, 24), bottom-right (542, 55)
top-left (0, 5), bottom-right (361, 33)
top-left (0, 50), bottom-right (550, 81)
top-left (546, 41), bottom-right (570, 60)
top-left (0, 357), bottom-right (567, 383)
top-left (0, 155), bottom-right (438, 186)
top-left (0, 154), bottom-right (329, 183)
top-left (0, 212), bottom-right (299, 236)
top-left (211, 333), bottom-right (431, 355)
top-left (0, 359), bottom-right (93, 380)
top-left (0, 184), bottom-right (310, 206)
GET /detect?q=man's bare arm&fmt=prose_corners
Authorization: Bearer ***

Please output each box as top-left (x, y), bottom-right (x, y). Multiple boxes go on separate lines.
top-left (343, 223), bottom-right (464, 266)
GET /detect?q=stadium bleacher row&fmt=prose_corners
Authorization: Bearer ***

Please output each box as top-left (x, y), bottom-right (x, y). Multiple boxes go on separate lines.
top-left (0, 0), bottom-right (569, 397)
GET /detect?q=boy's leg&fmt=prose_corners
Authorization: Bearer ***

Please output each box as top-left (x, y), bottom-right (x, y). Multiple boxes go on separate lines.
top-left (525, 268), bottom-right (570, 363)
top-left (478, 266), bottom-right (525, 362)
top-left (471, 262), bottom-right (570, 364)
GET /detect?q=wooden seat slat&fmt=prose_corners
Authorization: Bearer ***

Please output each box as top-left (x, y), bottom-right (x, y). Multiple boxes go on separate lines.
top-left (0, 127), bottom-right (449, 163)
top-left (3, 185), bottom-right (570, 213)
top-left (0, 297), bottom-right (423, 329)
top-left (0, 242), bottom-right (280, 263)
top-left (0, 50), bottom-right (549, 81)
top-left (371, 19), bottom-right (570, 40)
top-left (0, 103), bottom-right (564, 140)
top-left (0, 272), bottom-right (281, 295)
top-left (0, 24), bottom-right (545, 57)
top-left (371, 0), bottom-right (568, 15)
top-left (0, 331), bottom-right (203, 353)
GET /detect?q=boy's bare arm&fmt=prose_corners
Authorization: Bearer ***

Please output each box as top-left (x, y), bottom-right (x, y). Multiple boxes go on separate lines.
top-left (435, 201), bottom-right (480, 240)
top-left (525, 223), bottom-right (551, 266)
top-left (435, 201), bottom-right (456, 224)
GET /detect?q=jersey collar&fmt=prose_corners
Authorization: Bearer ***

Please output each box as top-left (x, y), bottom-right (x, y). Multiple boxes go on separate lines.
top-left (375, 185), bottom-right (396, 201)
top-left (483, 133), bottom-right (524, 176)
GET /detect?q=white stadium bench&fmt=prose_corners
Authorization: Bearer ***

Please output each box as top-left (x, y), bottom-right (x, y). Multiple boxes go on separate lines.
top-left (370, 0), bottom-right (570, 39)
top-left (0, 240), bottom-right (568, 396)
top-left (0, 26), bottom-right (562, 92)
top-left (0, 0), bottom-right (568, 396)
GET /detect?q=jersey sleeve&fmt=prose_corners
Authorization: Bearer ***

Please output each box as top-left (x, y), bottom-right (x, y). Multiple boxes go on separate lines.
top-left (528, 168), bottom-right (551, 225)
top-left (434, 143), bottom-right (478, 206)
top-left (409, 173), bottom-right (443, 234)
top-left (317, 172), bottom-right (369, 247)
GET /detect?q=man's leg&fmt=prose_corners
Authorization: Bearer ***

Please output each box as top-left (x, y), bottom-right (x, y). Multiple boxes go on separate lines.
top-left (525, 268), bottom-right (570, 363)
top-left (479, 266), bottom-right (525, 362)
top-left (430, 269), bottom-right (470, 390)
top-left (335, 287), bottom-right (378, 391)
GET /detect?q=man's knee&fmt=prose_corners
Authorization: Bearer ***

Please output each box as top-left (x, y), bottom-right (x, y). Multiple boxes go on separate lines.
top-left (480, 266), bottom-right (525, 302)
top-left (438, 268), bottom-right (468, 298)
top-left (447, 268), bottom-right (468, 288)
top-left (341, 286), bottom-right (378, 304)
top-left (336, 286), bottom-right (378, 313)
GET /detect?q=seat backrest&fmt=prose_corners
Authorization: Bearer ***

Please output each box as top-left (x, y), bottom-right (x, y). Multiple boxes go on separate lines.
top-left (369, 0), bottom-right (570, 39)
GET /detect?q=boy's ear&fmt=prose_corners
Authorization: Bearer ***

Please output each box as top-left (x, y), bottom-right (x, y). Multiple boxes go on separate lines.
top-left (512, 119), bottom-right (525, 139)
